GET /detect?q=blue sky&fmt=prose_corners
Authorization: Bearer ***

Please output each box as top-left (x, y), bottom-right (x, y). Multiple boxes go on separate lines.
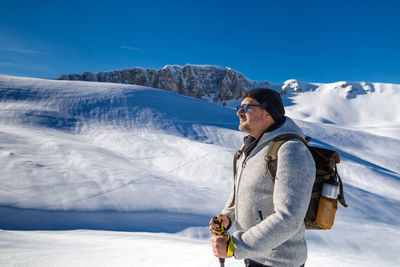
top-left (1, 0), bottom-right (399, 84)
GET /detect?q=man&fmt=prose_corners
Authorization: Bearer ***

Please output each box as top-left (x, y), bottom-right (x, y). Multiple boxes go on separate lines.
top-left (210, 88), bottom-right (315, 267)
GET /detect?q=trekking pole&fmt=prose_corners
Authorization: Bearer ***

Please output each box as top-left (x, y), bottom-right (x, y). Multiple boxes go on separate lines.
top-left (219, 258), bottom-right (225, 267)
top-left (212, 217), bottom-right (226, 267)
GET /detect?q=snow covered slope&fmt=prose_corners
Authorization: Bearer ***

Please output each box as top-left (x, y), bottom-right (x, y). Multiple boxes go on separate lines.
top-left (0, 74), bottom-right (242, 231)
top-left (281, 79), bottom-right (400, 138)
top-left (0, 74), bottom-right (399, 266)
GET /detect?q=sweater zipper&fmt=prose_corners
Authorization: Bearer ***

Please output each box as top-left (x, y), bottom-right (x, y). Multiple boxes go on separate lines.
top-left (235, 155), bottom-right (246, 218)
top-left (258, 210), bottom-right (264, 220)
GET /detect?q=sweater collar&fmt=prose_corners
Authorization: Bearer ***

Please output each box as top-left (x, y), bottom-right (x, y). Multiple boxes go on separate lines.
top-left (242, 117), bottom-right (286, 158)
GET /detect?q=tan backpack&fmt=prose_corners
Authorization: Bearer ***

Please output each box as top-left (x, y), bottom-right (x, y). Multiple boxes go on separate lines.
top-left (234, 134), bottom-right (348, 230)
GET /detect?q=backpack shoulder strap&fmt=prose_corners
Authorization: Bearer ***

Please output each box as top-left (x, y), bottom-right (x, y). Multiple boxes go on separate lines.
top-left (265, 134), bottom-right (308, 182)
top-left (336, 168), bottom-right (349, 207)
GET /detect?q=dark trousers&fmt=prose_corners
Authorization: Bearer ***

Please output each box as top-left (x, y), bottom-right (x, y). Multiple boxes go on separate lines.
top-left (244, 258), bottom-right (305, 267)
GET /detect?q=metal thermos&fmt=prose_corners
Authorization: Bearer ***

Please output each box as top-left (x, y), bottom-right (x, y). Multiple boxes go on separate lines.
top-left (321, 178), bottom-right (340, 200)
top-left (316, 177), bottom-right (340, 229)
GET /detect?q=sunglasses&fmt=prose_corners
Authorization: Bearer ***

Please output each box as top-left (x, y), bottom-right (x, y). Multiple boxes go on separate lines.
top-left (236, 104), bottom-right (265, 113)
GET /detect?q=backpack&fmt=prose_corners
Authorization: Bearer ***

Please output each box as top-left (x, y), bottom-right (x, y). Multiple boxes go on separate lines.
top-left (233, 134), bottom-right (348, 230)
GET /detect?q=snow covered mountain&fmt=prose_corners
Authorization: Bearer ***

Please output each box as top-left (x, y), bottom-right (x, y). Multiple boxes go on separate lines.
top-left (58, 64), bottom-right (394, 110)
top-left (1, 74), bottom-right (400, 266)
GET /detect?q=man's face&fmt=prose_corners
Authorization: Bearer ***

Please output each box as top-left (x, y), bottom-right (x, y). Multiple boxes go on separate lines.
top-left (237, 97), bottom-right (272, 138)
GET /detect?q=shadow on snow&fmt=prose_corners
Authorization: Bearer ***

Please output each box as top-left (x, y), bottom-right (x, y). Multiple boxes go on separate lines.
top-left (0, 206), bottom-right (210, 233)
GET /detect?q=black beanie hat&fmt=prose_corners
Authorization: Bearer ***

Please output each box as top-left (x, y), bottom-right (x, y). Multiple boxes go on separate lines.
top-left (244, 88), bottom-right (285, 122)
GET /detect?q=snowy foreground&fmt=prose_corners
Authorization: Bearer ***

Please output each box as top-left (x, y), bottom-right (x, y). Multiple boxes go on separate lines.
top-left (0, 74), bottom-right (400, 266)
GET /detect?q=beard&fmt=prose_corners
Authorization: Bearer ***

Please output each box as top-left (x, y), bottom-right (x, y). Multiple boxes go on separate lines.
top-left (238, 116), bottom-right (251, 132)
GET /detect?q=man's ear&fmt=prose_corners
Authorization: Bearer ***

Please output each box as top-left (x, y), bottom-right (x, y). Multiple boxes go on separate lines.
top-left (265, 111), bottom-right (275, 124)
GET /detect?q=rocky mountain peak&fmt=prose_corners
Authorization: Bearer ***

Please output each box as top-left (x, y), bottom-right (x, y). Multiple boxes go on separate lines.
top-left (58, 64), bottom-right (270, 104)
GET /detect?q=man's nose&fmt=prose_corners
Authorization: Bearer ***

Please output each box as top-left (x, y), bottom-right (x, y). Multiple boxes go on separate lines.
top-left (237, 107), bottom-right (245, 116)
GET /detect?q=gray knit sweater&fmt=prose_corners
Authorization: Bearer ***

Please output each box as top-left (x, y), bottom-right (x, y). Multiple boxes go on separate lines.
top-left (222, 117), bottom-right (315, 267)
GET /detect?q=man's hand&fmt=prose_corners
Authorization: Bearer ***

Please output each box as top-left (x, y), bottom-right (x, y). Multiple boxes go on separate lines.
top-left (211, 235), bottom-right (230, 258)
top-left (209, 214), bottom-right (230, 234)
